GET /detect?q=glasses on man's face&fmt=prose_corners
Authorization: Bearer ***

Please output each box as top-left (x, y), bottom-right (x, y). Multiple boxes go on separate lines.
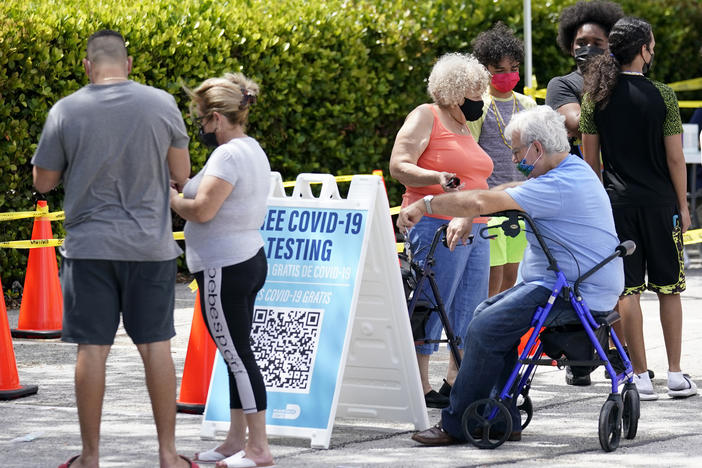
top-left (511, 145), bottom-right (527, 158)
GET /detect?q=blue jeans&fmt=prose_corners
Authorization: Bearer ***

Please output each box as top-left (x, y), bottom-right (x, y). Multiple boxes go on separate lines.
top-left (440, 282), bottom-right (607, 440)
top-left (409, 217), bottom-right (490, 354)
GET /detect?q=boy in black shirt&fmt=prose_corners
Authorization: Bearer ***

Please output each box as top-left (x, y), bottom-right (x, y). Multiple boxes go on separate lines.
top-left (581, 17), bottom-right (697, 401)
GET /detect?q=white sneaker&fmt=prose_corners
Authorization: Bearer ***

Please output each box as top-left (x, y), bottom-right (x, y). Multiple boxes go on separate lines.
top-left (634, 372), bottom-right (659, 401)
top-left (668, 373), bottom-right (698, 398)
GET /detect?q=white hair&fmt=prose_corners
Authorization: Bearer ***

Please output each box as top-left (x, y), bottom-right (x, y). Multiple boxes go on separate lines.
top-left (427, 53), bottom-right (491, 106)
top-left (504, 106), bottom-right (570, 154)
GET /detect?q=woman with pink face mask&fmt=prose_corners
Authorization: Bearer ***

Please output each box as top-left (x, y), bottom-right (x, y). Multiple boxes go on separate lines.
top-left (467, 22), bottom-right (536, 299)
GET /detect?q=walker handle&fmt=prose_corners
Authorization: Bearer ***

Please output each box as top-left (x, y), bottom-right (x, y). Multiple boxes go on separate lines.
top-left (616, 240), bottom-right (636, 257)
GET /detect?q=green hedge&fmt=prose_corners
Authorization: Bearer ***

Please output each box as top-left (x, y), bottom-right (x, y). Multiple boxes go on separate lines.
top-left (1, 0), bottom-right (701, 285)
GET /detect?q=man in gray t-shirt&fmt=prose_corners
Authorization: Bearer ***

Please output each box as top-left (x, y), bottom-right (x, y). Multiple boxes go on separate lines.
top-left (32, 30), bottom-right (193, 468)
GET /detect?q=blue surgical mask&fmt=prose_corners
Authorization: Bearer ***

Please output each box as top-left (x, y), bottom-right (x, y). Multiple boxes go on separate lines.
top-left (516, 144), bottom-right (542, 177)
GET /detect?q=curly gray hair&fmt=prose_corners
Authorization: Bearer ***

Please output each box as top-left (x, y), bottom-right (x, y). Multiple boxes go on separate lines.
top-left (427, 53), bottom-right (491, 106)
top-left (504, 106), bottom-right (570, 154)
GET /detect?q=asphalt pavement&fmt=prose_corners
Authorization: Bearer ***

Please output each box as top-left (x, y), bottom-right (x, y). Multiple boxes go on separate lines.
top-left (2, 255), bottom-right (702, 467)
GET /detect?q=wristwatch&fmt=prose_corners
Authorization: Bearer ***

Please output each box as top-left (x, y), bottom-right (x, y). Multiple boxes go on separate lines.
top-left (423, 194), bottom-right (434, 215)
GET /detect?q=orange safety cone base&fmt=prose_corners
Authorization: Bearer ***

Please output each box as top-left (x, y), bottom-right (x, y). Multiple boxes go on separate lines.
top-left (10, 329), bottom-right (61, 339)
top-left (0, 384), bottom-right (38, 401)
top-left (176, 292), bottom-right (216, 414)
top-left (1, 277), bottom-right (39, 399)
top-left (176, 402), bottom-right (205, 414)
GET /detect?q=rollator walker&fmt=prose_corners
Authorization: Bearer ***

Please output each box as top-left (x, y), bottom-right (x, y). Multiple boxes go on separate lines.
top-left (400, 224), bottom-right (466, 368)
top-left (461, 210), bottom-right (640, 452)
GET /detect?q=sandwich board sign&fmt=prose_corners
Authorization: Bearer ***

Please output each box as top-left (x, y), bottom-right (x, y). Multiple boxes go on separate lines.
top-left (200, 173), bottom-right (429, 448)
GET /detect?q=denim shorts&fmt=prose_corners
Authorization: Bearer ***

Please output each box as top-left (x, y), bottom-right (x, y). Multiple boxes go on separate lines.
top-left (61, 258), bottom-right (177, 345)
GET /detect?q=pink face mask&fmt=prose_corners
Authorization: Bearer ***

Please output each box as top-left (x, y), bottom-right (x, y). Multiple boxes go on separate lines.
top-left (491, 72), bottom-right (520, 93)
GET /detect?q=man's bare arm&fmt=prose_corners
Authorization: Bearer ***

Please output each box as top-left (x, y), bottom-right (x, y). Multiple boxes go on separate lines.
top-left (33, 166), bottom-right (62, 193)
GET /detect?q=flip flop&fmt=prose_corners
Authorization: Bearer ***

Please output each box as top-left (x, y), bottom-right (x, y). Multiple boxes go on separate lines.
top-left (194, 447), bottom-right (227, 462)
top-left (180, 454), bottom-right (200, 467)
top-left (218, 451), bottom-right (275, 468)
top-left (58, 455), bottom-right (79, 468)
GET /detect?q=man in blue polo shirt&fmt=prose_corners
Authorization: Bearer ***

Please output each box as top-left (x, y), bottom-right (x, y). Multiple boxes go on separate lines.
top-left (398, 105), bottom-right (623, 445)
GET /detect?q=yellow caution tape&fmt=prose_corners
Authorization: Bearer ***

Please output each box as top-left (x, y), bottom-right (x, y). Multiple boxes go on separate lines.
top-left (683, 228), bottom-right (702, 245)
top-left (668, 77), bottom-right (702, 92)
top-left (679, 101), bottom-right (702, 109)
top-left (0, 210), bottom-right (65, 222)
top-left (0, 238), bottom-right (64, 248)
top-left (523, 76), bottom-right (702, 106)
top-left (523, 86), bottom-right (547, 100)
top-left (281, 174), bottom-right (367, 188)
top-left (4, 222), bottom-right (702, 248)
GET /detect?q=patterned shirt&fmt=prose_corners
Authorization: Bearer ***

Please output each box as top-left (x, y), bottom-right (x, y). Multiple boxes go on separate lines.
top-left (580, 75), bottom-right (682, 206)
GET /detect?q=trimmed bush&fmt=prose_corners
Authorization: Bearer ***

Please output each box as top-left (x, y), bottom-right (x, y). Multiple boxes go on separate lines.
top-left (1, 0), bottom-right (701, 283)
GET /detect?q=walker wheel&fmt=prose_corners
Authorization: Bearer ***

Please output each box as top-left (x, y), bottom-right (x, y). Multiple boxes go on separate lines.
top-left (622, 384), bottom-right (640, 440)
top-left (462, 398), bottom-right (513, 449)
top-left (517, 394), bottom-right (533, 430)
top-left (598, 398), bottom-right (622, 452)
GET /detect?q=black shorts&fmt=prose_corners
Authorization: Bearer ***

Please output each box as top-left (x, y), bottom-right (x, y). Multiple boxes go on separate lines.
top-left (61, 258), bottom-right (177, 345)
top-left (612, 204), bottom-right (685, 296)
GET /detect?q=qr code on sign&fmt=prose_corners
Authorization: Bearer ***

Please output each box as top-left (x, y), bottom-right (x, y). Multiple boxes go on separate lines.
top-left (251, 307), bottom-right (324, 393)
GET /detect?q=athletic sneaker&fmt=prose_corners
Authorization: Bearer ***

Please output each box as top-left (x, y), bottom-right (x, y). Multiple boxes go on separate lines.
top-left (424, 390), bottom-right (449, 408)
top-left (633, 372), bottom-right (659, 401)
top-left (667, 373), bottom-right (698, 398)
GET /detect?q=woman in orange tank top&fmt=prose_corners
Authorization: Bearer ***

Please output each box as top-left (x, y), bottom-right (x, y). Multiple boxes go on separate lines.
top-left (390, 53), bottom-right (493, 408)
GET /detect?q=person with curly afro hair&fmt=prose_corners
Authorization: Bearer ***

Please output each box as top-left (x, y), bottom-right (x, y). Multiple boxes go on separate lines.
top-left (468, 22), bottom-right (536, 300)
top-left (546, 1), bottom-right (623, 155)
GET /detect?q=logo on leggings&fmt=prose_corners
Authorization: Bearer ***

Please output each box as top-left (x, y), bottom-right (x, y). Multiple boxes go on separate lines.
top-left (271, 404), bottom-right (301, 420)
top-left (205, 268), bottom-right (244, 372)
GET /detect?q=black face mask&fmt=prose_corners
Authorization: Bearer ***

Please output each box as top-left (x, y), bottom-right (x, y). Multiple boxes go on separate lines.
top-left (198, 126), bottom-right (218, 149)
top-left (574, 45), bottom-right (605, 72)
top-left (642, 52), bottom-right (654, 75)
top-left (459, 98), bottom-right (484, 122)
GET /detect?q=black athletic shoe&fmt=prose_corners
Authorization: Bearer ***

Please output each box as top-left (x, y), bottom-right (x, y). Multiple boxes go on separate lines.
top-left (438, 379), bottom-right (452, 398)
top-left (424, 390), bottom-right (450, 408)
top-left (565, 366), bottom-right (592, 386)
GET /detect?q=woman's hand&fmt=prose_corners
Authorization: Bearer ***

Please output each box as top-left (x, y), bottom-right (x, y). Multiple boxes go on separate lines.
top-left (170, 178), bottom-right (189, 193)
top-left (437, 172), bottom-right (464, 192)
top-left (169, 186), bottom-right (180, 204)
top-left (445, 217), bottom-right (473, 251)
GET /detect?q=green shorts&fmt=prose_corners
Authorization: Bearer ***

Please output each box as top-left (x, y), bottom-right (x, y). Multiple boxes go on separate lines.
top-left (488, 217), bottom-right (527, 267)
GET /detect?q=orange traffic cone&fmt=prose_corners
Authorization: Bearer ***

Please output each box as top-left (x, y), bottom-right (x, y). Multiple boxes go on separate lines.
top-left (177, 291), bottom-right (217, 414)
top-left (517, 327), bottom-right (554, 364)
top-left (0, 277), bottom-right (38, 400)
top-left (11, 201), bottom-right (63, 339)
